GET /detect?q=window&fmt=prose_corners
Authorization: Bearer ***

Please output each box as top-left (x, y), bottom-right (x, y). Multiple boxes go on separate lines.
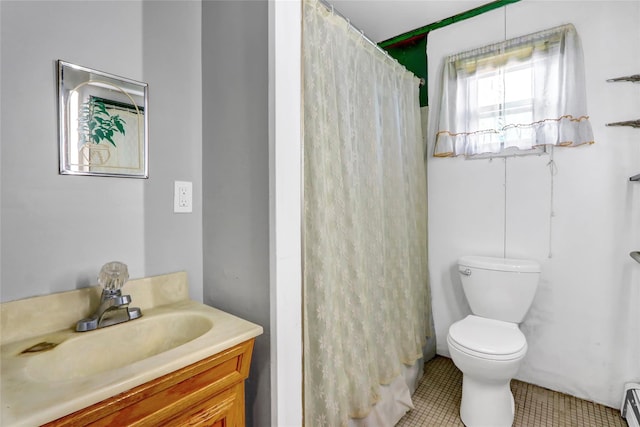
top-left (433, 24), bottom-right (594, 158)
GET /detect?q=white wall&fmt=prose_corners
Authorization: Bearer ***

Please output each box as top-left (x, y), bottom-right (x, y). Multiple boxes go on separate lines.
top-left (427, 0), bottom-right (640, 408)
top-left (0, 1), bottom-right (203, 302)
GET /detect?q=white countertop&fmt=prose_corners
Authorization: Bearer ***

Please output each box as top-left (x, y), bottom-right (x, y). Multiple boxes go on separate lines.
top-left (0, 272), bottom-right (263, 426)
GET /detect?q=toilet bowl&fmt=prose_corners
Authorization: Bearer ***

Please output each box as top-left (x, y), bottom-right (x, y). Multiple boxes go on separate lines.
top-left (447, 315), bottom-right (527, 427)
top-left (448, 256), bottom-right (540, 427)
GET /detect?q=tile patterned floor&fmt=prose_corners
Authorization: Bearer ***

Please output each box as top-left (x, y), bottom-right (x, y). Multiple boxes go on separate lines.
top-left (397, 356), bottom-right (627, 427)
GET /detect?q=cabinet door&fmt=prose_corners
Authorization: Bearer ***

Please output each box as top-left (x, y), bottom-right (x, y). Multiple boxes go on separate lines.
top-left (166, 383), bottom-right (245, 427)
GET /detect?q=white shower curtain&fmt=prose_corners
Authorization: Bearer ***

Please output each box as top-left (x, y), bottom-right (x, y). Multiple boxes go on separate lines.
top-left (302, 0), bottom-right (431, 425)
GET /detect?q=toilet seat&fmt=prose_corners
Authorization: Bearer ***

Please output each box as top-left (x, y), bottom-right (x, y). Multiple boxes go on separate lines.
top-left (448, 315), bottom-right (527, 361)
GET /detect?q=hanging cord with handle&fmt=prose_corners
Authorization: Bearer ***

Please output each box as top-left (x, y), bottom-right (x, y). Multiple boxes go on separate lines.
top-left (547, 146), bottom-right (558, 258)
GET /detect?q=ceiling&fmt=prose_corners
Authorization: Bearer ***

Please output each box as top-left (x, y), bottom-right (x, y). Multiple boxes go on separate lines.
top-left (327, 0), bottom-right (490, 42)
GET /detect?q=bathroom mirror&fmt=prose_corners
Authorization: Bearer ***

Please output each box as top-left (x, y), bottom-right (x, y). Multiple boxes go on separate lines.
top-left (58, 60), bottom-right (148, 178)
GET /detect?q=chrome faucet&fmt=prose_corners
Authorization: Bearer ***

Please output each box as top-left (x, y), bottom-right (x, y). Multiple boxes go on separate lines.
top-left (76, 262), bottom-right (142, 332)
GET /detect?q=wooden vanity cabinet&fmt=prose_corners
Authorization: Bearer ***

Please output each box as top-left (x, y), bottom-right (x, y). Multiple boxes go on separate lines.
top-left (45, 339), bottom-right (255, 427)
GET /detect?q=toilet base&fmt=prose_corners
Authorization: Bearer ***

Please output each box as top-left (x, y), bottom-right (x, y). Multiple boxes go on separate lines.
top-left (460, 374), bottom-right (515, 427)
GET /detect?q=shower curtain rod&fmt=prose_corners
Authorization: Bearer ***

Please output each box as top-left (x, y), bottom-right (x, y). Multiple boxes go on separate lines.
top-left (318, 0), bottom-right (425, 86)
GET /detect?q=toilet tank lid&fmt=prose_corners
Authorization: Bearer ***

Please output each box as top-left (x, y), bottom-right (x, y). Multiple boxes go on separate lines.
top-left (459, 255), bottom-right (541, 273)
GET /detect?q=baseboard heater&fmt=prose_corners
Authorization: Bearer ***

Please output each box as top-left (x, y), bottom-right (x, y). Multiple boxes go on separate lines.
top-left (622, 383), bottom-right (640, 427)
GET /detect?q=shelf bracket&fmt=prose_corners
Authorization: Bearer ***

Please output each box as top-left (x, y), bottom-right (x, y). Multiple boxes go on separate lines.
top-left (607, 74), bottom-right (640, 83)
top-left (606, 120), bottom-right (640, 128)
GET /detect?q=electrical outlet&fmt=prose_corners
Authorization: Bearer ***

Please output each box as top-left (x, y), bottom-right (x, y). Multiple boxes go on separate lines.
top-left (174, 181), bottom-right (192, 213)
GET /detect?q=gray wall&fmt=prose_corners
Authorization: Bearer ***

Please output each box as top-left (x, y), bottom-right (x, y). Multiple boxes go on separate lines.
top-left (1, 0), bottom-right (268, 422)
top-left (0, 1), bottom-right (203, 302)
top-left (142, 1), bottom-right (203, 301)
top-left (202, 1), bottom-right (271, 426)
top-left (1, 1), bottom-right (145, 301)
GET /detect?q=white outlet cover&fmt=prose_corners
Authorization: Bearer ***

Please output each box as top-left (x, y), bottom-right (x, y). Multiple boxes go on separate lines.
top-left (174, 181), bottom-right (193, 213)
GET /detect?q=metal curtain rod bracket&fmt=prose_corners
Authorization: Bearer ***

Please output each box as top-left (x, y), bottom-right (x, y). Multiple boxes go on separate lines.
top-left (606, 120), bottom-right (640, 128)
top-left (630, 173), bottom-right (640, 182)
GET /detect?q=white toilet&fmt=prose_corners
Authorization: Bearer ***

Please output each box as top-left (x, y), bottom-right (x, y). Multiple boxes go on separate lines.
top-left (447, 255), bottom-right (541, 427)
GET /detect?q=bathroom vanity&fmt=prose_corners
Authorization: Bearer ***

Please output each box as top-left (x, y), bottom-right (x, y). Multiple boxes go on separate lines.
top-left (45, 339), bottom-right (254, 426)
top-left (0, 272), bottom-right (263, 426)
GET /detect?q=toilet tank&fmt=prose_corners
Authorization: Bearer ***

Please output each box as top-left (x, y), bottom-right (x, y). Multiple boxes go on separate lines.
top-left (458, 255), bottom-right (541, 323)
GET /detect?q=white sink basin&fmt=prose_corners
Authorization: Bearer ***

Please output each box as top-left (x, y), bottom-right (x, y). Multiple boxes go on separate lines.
top-left (25, 312), bottom-right (213, 382)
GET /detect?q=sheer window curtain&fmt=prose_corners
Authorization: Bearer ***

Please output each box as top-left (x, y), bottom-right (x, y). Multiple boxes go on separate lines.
top-left (433, 24), bottom-right (595, 157)
top-left (302, 0), bottom-right (432, 425)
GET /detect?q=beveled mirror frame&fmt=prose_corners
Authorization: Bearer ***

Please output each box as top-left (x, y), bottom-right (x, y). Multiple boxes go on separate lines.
top-left (58, 60), bottom-right (148, 178)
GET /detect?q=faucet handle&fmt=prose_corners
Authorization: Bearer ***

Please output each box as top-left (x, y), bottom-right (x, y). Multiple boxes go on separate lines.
top-left (98, 261), bottom-right (129, 292)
